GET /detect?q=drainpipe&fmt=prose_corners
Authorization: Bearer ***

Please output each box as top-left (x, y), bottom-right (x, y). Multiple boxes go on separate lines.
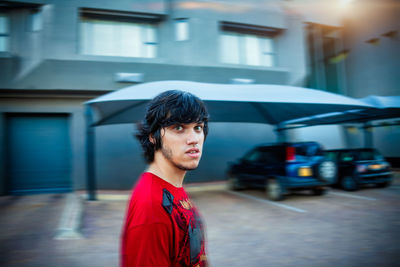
top-left (85, 105), bottom-right (97, 201)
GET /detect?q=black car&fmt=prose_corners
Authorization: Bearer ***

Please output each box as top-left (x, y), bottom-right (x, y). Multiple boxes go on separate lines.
top-left (227, 142), bottom-right (337, 201)
top-left (325, 148), bottom-right (392, 191)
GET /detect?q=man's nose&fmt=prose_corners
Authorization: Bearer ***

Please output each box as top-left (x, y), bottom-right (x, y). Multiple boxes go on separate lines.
top-left (186, 130), bottom-right (200, 145)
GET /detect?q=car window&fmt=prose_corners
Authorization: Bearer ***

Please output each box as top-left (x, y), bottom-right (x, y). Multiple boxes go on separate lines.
top-left (357, 150), bottom-right (384, 161)
top-left (243, 148), bottom-right (282, 164)
top-left (243, 150), bottom-right (262, 162)
top-left (340, 152), bottom-right (354, 162)
top-left (325, 152), bottom-right (337, 161)
top-left (259, 150), bottom-right (280, 164)
top-left (295, 143), bottom-right (323, 157)
top-left (373, 150), bottom-right (385, 160)
top-left (294, 143), bottom-right (323, 161)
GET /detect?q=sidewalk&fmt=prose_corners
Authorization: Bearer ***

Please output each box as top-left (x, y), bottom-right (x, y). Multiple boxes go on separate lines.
top-left (0, 181), bottom-right (227, 267)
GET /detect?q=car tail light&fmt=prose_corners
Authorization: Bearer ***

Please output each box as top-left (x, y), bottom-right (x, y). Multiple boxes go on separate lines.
top-left (286, 146), bottom-right (296, 162)
top-left (298, 166), bottom-right (313, 177)
top-left (356, 164), bottom-right (367, 173)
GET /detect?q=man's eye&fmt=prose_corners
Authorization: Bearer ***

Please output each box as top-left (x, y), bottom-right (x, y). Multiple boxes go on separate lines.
top-left (174, 125), bottom-right (183, 131)
top-left (195, 125), bottom-right (203, 131)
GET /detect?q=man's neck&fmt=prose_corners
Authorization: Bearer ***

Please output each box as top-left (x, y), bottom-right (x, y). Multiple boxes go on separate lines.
top-left (147, 154), bottom-right (186, 188)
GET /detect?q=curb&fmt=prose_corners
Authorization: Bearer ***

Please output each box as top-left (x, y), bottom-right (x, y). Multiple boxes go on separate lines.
top-left (185, 181), bottom-right (228, 192)
top-left (77, 182), bottom-right (229, 201)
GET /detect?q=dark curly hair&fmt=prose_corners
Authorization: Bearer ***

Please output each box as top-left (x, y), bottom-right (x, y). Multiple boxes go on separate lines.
top-left (136, 90), bottom-right (209, 163)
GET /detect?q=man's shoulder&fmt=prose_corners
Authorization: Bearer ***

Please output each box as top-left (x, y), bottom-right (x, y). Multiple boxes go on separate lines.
top-left (130, 173), bottom-right (161, 203)
top-left (126, 173), bottom-right (171, 225)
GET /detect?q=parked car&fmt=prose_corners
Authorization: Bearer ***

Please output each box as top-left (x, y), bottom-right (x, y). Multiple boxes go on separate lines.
top-left (227, 142), bottom-right (337, 201)
top-left (325, 148), bottom-right (393, 191)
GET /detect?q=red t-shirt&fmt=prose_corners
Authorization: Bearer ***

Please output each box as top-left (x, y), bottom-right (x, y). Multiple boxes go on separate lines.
top-left (121, 172), bottom-right (208, 267)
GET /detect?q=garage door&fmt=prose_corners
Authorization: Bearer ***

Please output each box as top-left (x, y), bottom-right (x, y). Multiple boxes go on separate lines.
top-left (6, 114), bottom-right (72, 194)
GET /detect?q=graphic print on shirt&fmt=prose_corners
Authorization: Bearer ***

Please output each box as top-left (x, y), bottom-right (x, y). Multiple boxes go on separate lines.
top-left (162, 189), bottom-right (206, 267)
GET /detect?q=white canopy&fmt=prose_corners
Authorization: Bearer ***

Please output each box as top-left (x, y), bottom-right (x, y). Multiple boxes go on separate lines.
top-left (284, 95), bottom-right (400, 126)
top-left (86, 80), bottom-right (375, 126)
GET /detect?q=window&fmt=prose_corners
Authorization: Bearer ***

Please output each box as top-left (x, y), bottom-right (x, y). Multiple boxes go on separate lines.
top-left (219, 22), bottom-right (279, 67)
top-left (306, 23), bottom-right (345, 93)
top-left (80, 14), bottom-right (158, 58)
top-left (175, 18), bottom-right (189, 41)
top-left (0, 13), bottom-right (9, 52)
top-left (220, 32), bottom-right (275, 67)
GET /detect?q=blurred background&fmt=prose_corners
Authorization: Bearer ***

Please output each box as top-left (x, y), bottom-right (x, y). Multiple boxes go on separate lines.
top-left (0, 0), bottom-right (398, 194)
top-left (1, 1), bottom-right (399, 266)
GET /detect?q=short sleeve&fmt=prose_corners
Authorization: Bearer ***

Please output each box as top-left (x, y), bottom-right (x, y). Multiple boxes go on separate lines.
top-left (121, 223), bottom-right (173, 267)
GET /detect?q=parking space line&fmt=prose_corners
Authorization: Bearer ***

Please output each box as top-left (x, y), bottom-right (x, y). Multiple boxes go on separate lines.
top-left (54, 193), bottom-right (83, 240)
top-left (329, 191), bottom-right (376, 201)
top-left (227, 191), bottom-right (307, 213)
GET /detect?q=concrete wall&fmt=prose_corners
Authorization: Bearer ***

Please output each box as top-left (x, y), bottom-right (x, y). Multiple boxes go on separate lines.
top-left (341, 0), bottom-right (400, 157)
top-left (5, 60), bottom-right (289, 90)
top-left (289, 125), bottom-right (345, 149)
top-left (343, 0), bottom-right (399, 97)
top-left (95, 122), bottom-right (277, 189)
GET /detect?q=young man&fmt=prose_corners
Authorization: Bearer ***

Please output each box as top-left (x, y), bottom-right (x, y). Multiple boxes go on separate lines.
top-left (121, 90), bottom-right (209, 267)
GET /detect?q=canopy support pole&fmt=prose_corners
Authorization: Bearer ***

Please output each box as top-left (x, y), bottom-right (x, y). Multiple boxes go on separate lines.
top-left (275, 123), bottom-right (287, 143)
top-left (363, 122), bottom-right (373, 148)
top-left (85, 105), bottom-right (97, 201)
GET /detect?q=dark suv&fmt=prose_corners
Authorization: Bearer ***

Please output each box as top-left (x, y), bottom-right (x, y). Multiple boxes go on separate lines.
top-left (325, 148), bottom-right (392, 191)
top-left (227, 142), bottom-right (337, 201)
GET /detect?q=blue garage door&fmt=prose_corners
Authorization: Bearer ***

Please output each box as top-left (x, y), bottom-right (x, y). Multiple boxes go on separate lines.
top-left (6, 114), bottom-right (72, 194)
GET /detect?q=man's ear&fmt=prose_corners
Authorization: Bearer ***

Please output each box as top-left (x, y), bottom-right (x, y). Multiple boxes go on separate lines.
top-left (149, 134), bottom-right (155, 145)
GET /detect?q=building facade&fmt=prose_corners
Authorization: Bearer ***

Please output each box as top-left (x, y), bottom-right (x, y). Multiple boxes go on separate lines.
top-left (0, 0), bottom-right (398, 195)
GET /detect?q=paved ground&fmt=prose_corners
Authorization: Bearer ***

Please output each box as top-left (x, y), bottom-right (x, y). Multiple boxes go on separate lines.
top-left (1, 173), bottom-right (399, 267)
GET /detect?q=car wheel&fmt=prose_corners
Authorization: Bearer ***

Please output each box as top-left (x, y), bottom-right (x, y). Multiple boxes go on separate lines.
top-left (228, 175), bottom-right (244, 191)
top-left (266, 179), bottom-right (284, 201)
top-left (341, 176), bottom-right (358, 191)
top-left (313, 187), bottom-right (327, 196)
top-left (318, 161), bottom-right (337, 183)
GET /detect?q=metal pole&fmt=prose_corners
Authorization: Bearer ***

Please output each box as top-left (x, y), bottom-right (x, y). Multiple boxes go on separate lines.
top-left (275, 124), bottom-right (287, 143)
top-left (85, 105), bottom-right (97, 200)
top-left (363, 122), bottom-right (373, 148)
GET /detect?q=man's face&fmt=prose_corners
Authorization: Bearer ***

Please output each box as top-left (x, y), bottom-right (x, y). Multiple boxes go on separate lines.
top-left (159, 122), bottom-right (205, 171)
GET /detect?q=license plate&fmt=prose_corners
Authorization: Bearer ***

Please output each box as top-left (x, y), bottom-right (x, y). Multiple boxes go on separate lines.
top-left (369, 164), bottom-right (382, 170)
top-left (299, 167), bottom-right (312, 176)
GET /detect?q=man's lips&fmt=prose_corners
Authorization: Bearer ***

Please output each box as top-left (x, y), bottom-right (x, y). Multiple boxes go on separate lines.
top-left (185, 147), bottom-right (201, 158)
